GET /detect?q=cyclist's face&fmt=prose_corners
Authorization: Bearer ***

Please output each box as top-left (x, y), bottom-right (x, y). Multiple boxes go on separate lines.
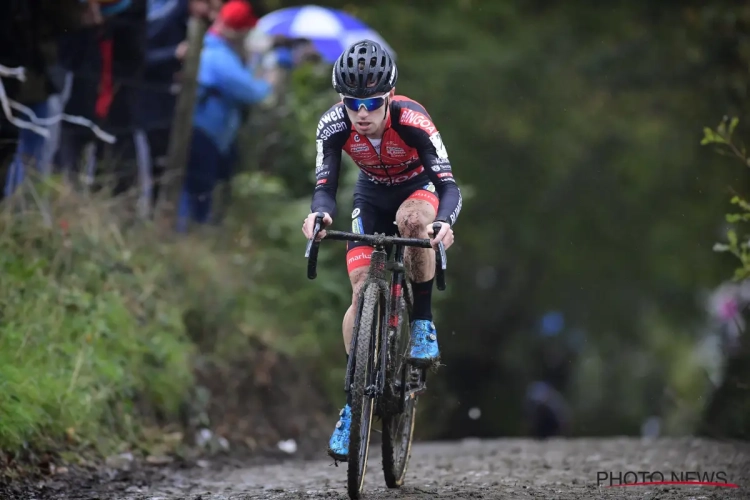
top-left (343, 90), bottom-right (392, 137)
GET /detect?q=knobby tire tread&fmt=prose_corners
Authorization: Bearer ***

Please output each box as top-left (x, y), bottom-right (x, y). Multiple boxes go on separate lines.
top-left (347, 283), bottom-right (380, 499)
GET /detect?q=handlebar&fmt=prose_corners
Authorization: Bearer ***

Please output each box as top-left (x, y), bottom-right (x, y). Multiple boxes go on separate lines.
top-left (304, 212), bottom-right (447, 290)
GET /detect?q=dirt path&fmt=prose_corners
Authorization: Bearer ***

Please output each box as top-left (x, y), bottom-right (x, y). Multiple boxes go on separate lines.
top-left (20, 437), bottom-right (750, 499)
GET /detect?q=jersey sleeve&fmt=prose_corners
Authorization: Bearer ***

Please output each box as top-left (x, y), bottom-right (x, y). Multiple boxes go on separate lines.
top-left (394, 100), bottom-right (463, 226)
top-left (310, 104), bottom-right (349, 217)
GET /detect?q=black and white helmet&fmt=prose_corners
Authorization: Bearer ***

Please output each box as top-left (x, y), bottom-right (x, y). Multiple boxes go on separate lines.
top-left (332, 39), bottom-right (398, 98)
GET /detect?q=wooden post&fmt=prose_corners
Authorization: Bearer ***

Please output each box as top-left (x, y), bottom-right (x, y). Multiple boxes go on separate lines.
top-left (160, 16), bottom-right (208, 214)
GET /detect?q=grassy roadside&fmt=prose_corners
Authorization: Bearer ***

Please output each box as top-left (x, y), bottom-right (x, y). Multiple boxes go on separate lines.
top-left (0, 186), bottom-right (192, 458)
top-left (0, 65), bottom-right (353, 470)
top-left (0, 178), bottom-right (344, 470)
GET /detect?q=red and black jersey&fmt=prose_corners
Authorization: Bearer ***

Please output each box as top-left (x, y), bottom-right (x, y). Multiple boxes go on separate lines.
top-left (311, 95), bottom-right (462, 226)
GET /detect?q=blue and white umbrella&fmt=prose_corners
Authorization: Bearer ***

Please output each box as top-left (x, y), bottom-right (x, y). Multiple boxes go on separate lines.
top-left (255, 5), bottom-right (396, 63)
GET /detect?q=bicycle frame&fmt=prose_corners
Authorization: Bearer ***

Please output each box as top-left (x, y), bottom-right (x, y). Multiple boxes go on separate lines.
top-left (305, 213), bottom-right (447, 408)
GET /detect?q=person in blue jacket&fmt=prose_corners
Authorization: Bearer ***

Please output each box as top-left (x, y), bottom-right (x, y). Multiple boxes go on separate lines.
top-left (177, 0), bottom-right (271, 231)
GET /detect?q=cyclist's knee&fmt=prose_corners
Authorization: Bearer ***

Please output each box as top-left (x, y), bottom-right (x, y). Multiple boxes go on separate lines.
top-left (346, 245), bottom-right (371, 305)
top-left (346, 245), bottom-right (372, 275)
top-left (348, 266), bottom-right (368, 305)
top-left (396, 199), bottom-right (434, 238)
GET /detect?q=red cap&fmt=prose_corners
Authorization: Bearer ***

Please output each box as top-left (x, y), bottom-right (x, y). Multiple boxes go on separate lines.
top-left (219, 0), bottom-right (258, 30)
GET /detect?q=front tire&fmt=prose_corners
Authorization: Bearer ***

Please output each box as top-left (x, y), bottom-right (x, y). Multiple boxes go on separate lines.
top-left (346, 283), bottom-right (382, 499)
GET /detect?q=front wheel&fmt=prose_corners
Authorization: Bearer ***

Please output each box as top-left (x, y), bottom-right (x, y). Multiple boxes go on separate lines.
top-left (347, 283), bottom-right (383, 499)
top-left (382, 280), bottom-right (418, 488)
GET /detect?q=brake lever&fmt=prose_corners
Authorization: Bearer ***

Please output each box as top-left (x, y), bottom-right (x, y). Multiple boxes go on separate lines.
top-left (432, 222), bottom-right (447, 291)
top-left (437, 240), bottom-right (447, 270)
top-left (304, 213), bottom-right (325, 258)
top-left (304, 219), bottom-right (321, 258)
top-left (431, 222), bottom-right (448, 267)
top-left (305, 213), bottom-right (325, 280)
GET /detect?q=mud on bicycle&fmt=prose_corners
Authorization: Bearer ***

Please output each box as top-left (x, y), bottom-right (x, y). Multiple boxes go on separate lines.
top-left (305, 212), bottom-right (447, 499)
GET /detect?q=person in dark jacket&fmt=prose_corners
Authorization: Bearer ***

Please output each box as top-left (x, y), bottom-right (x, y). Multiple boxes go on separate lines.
top-left (53, 0), bottom-right (146, 188)
top-left (0, 0), bottom-right (88, 198)
top-left (139, 0), bottom-right (211, 214)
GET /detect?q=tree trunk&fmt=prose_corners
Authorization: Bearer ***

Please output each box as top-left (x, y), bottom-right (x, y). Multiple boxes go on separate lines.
top-left (159, 16), bottom-right (207, 217)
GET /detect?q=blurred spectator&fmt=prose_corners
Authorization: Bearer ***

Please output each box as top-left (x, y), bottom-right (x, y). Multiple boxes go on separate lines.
top-left (523, 310), bottom-right (578, 438)
top-left (49, 0), bottom-right (148, 209)
top-left (139, 0), bottom-right (212, 216)
top-left (53, 19), bottom-right (104, 182)
top-left (176, 0), bottom-right (271, 231)
top-left (241, 32), bottom-right (321, 184)
top-left (0, 0), bottom-right (89, 197)
top-left (53, 1), bottom-right (145, 186)
top-left (0, 0), bottom-right (278, 224)
top-left (707, 279), bottom-right (750, 357)
top-left (246, 32), bottom-right (321, 102)
top-left (100, 0), bottom-right (148, 199)
top-left (524, 380), bottom-right (571, 439)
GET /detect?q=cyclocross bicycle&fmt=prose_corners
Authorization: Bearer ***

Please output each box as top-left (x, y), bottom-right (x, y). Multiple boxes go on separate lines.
top-left (305, 212), bottom-right (447, 500)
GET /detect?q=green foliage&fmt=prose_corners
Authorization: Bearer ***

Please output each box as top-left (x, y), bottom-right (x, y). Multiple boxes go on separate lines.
top-left (7, 0), bottom-right (748, 453)
top-left (227, 63), bottom-right (358, 404)
top-left (570, 309), bottom-right (715, 436)
top-left (0, 58), bottom-right (362, 458)
top-left (254, 1), bottom-right (743, 437)
top-left (0, 189), bottom-right (193, 453)
top-left (701, 117), bottom-right (750, 280)
top-left (0, 171), bottom-right (345, 454)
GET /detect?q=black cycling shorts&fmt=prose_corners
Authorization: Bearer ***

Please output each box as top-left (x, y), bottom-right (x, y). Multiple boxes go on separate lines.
top-left (345, 176), bottom-right (439, 274)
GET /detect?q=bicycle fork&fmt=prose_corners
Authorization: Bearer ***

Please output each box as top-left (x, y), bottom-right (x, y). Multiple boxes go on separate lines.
top-left (344, 248), bottom-right (390, 401)
top-left (342, 246), bottom-right (428, 411)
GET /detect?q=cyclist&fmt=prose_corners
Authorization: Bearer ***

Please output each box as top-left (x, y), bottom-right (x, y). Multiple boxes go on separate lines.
top-left (301, 39), bottom-right (462, 460)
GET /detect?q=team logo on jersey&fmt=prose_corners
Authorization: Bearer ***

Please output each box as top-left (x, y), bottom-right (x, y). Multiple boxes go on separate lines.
top-left (400, 109), bottom-right (436, 135)
top-left (315, 140), bottom-right (323, 168)
top-left (352, 208), bottom-right (361, 218)
top-left (352, 217), bottom-right (364, 234)
top-left (317, 106), bottom-right (346, 140)
top-left (429, 132), bottom-right (449, 159)
top-left (423, 182), bottom-right (436, 193)
top-left (385, 145), bottom-right (406, 156)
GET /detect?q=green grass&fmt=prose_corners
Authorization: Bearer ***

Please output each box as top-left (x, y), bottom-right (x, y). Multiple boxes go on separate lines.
top-left (0, 186), bottom-right (200, 455)
top-left (0, 165), bottom-right (355, 460)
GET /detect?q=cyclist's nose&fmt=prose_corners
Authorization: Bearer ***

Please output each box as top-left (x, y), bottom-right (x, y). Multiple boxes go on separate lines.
top-left (357, 107), bottom-right (369, 118)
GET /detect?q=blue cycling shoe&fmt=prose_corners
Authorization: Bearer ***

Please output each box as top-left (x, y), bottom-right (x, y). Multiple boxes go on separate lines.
top-left (407, 319), bottom-right (440, 367)
top-left (327, 404), bottom-right (351, 461)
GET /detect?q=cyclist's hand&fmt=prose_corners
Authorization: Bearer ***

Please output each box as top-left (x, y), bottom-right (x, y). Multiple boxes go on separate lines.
top-left (428, 221), bottom-right (454, 250)
top-left (302, 212), bottom-right (332, 241)
top-left (175, 41), bottom-right (189, 60)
